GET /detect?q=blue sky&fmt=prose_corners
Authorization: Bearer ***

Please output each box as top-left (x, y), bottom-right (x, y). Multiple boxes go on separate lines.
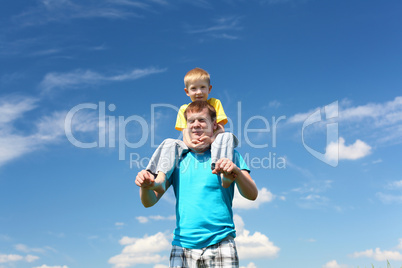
top-left (1, 0), bottom-right (402, 268)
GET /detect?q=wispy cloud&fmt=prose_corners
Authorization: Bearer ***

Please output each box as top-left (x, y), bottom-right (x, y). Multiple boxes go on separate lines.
top-left (186, 16), bottom-right (243, 40)
top-left (0, 95), bottom-right (99, 167)
top-left (12, 0), bottom-right (140, 27)
top-left (15, 244), bottom-right (46, 254)
top-left (287, 97), bottom-right (402, 151)
top-left (39, 67), bottom-right (167, 93)
top-left (291, 180), bottom-right (334, 209)
top-left (376, 180), bottom-right (402, 204)
top-left (187, 16), bottom-right (243, 34)
top-left (288, 97), bottom-right (402, 125)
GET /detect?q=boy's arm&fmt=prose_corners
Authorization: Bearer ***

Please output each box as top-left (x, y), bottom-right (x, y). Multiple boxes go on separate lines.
top-left (135, 170), bottom-right (170, 208)
top-left (212, 158), bottom-right (258, 201)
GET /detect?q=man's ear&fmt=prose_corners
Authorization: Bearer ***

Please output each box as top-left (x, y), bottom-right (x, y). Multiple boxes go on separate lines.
top-left (184, 88), bottom-right (190, 96)
top-left (213, 120), bottom-right (217, 131)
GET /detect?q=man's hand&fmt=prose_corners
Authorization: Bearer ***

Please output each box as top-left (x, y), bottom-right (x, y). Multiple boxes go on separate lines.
top-left (212, 158), bottom-right (240, 185)
top-left (135, 170), bottom-right (156, 189)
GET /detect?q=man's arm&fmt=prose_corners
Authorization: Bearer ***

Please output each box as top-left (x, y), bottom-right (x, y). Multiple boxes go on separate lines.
top-left (212, 158), bottom-right (258, 200)
top-left (135, 170), bottom-right (170, 208)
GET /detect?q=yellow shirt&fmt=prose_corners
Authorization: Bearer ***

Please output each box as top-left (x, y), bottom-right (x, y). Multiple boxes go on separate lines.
top-left (175, 98), bottom-right (228, 131)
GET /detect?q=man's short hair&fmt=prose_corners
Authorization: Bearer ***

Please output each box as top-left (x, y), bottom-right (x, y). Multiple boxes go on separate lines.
top-left (184, 101), bottom-right (216, 122)
top-left (184, 67), bottom-right (210, 89)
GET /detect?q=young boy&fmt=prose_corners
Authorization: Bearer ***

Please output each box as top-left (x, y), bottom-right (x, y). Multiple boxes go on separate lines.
top-left (146, 67), bottom-right (238, 188)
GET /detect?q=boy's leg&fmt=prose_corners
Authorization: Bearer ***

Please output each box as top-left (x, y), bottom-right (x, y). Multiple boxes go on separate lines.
top-left (146, 138), bottom-right (188, 179)
top-left (211, 133), bottom-right (239, 188)
top-left (211, 133), bottom-right (239, 167)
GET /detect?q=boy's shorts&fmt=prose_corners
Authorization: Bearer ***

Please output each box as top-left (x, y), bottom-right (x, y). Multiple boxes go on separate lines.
top-left (169, 236), bottom-right (239, 268)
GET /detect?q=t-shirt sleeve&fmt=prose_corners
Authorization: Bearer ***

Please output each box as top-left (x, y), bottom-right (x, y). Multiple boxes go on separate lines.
top-left (209, 98), bottom-right (228, 125)
top-left (175, 104), bottom-right (188, 131)
top-left (233, 150), bottom-right (250, 173)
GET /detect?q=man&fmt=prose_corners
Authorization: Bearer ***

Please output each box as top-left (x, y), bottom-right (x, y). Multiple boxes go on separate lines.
top-left (136, 101), bottom-right (258, 268)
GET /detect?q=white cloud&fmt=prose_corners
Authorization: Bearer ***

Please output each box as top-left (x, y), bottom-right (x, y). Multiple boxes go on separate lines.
top-left (322, 260), bottom-right (349, 268)
top-left (325, 137), bottom-right (371, 161)
top-left (108, 232), bottom-right (171, 268)
top-left (234, 214), bottom-right (280, 259)
top-left (398, 238), bottom-right (402, 250)
top-left (136, 215), bottom-right (175, 224)
top-left (39, 67), bottom-right (167, 93)
top-left (33, 265), bottom-right (69, 268)
top-left (153, 265), bottom-right (169, 268)
top-left (0, 254), bottom-right (39, 264)
top-left (240, 262), bottom-right (257, 268)
top-left (0, 254), bottom-right (23, 263)
top-left (233, 187), bottom-right (273, 209)
top-left (351, 240), bottom-right (402, 261)
top-left (26, 255), bottom-right (40, 262)
top-left (351, 248), bottom-right (402, 261)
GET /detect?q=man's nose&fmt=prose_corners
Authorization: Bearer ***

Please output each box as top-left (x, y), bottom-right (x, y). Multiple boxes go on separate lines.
top-left (192, 120), bottom-right (201, 127)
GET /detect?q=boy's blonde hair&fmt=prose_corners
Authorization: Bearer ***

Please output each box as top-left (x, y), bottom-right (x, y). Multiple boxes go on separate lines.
top-left (184, 68), bottom-right (210, 88)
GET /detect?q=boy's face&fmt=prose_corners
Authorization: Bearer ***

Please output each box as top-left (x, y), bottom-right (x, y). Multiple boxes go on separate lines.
top-left (184, 79), bottom-right (212, 102)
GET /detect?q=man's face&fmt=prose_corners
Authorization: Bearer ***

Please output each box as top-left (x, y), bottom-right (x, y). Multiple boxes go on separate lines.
top-left (186, 108), bottom-right (217, 141)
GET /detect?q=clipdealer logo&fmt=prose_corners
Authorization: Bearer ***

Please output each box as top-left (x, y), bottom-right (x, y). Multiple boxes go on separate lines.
top-left (64, 101), bottom-right (339, 168)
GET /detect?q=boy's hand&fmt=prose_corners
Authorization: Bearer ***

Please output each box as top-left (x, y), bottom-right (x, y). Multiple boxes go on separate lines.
top-left (195, 135), bottom-right (212, 146)
top-left (212, 158), bottom-right (239, 183)
top-left (189, 134), bottom-right (212, 152)
top-left (135, 170), bottom-right (156, 189)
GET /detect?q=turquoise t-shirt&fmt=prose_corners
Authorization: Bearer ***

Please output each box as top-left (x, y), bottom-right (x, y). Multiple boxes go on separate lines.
top-left (168, 150), bottom-right (250, 249)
